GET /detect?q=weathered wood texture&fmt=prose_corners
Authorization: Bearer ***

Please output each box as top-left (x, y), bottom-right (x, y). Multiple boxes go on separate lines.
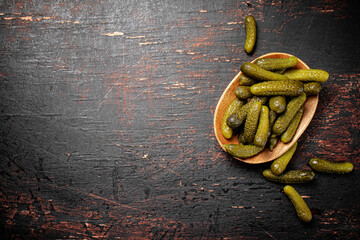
top-left (1, 0), bottom-right (359, 239)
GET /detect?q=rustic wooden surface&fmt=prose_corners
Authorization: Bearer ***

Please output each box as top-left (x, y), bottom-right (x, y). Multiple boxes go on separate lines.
top-left (1, 0), bottom-right (359, 239)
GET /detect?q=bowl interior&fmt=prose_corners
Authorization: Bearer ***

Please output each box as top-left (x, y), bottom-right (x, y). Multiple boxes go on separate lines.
top-left (213, 52), bottom-right (318, 164)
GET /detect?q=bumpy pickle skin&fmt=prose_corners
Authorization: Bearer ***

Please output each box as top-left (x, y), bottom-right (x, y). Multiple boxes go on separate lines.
top-left (222, 98), bottom-right (244, 139)
top-left (284, 69), bottom-right (329, 82)
top-left (268, 136), bottom-right (278, 151)
top-left (281, 108), bottom-right (304, 143)
top-left (270, 142), bottom-right (298, 175)
top-left (244, 15), bottom-right (256, 54)
top-left (226, 96), bottom-right (267, 130)
top-left (224, 143), bottom-right (264, 158)
top-left (254, 56), bottom-right (298, 71)
top-left (272, 92), bottom-right (306, 136)
top-left (309, 158), bottom-right (353, 174)
top-left (238, 129), bottom-right (246, 144)
top-left (238, 74), bottom-right (257, 86)
top-left (284, 185), bottom-right (312, 222)
top-left (263, 169), bottom-right (315, 184)
top-left (235, 86), bottom-right (253, 100)
top-left (269, 96), bottom-right (286, 114)
top-left (244, 102), bottom-right (262, 143)
top-left (304, 82), bottom-right (322, 95)
top-left (254, 106), bottom-right (270, 148)
top-left (250, 80), bottom-right (304, 97)
top-left (241, 62), bottom-right (289, 82)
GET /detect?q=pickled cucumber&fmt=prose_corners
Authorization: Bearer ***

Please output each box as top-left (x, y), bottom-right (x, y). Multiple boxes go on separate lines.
top-left (283, 185), bottom-right (312, 222)
top-left (270, 142), bottom-right (298, 175)
top-left (269, 110), bottom-right (277, 128)
top-left (309, 158), bottom-right (353, 174)
top-left (235, 86), bottom-right (253, 100)
top-left (250, 80), bottom-right (304, 97)
top-left (272, 93), bottom-right (306, 136)
top-left (244, 15), bottom-right (256, 54)
top-left (284, 69), bottom-right (329, 82)
top-left (244, 102), bottom-right (262, 143)
top-left (238, 74), bottom-right (257, 86)
top-left (269, 96), bottom-right (286, 114)
top-left (226, 96), bottom-right (267, 130)
top-left (304, 82), bottom-right (321, 95)
top-left (281, 107), bottom-right (303, 143)
top-left (254, 106), bottom-right (270, 148)
top-left (222, 98), bottom-right (244, 139)
top-left (241, 62), bottom-right (289, 82)
top-left (268, 136), bottom-right (278, 151)
top-left (263, 169), bottom-right (315, 184)
top-left (224, 143), bottom-right (264, 158)
top-left (254, 56), bottom-right (298, 71)
top-left (238, 129), bottom-right (246, 144)
top-left (227, 112), bottom-right (243, 129)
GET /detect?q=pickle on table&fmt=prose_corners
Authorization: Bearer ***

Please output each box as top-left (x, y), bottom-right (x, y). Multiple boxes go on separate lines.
top-left (254, 106), bottom-right (270, 148)
top-left (309, 158), bottom-right (353, 174)
top-left (262, 169), bottom-right (315, 184)
top-left (244, 102), bottom-right (262, 143)
top-left (223, 143), bottom-right (264, 158)
top-left (238, 74), bottom-right (257, 86)
top-left (269, 96), bottom-right (286, 114)
top-left (272, 92), bottom-right (306, 136)
top-left (281, 107), bottom-right (303, 143)
top-left (222, 98), bottom-right (244, 139)
top-left (241, 62), bottom-right (290, 82)
top-left (284, 69), bottom-right (329, 82)
top-left (254, 56), bottom-right (298, 71)
top-left (250, 80), bottom-right (304, 97)
top-left (235, 86), bottom-right (253, 100)
top-left (283, 185), bottom-right (312, 222)
top-left (270, 142), bottom-right (298, 175)
top-left (244, 15), bottom-right (256, 54)
top-left (304, 82), bottom-right (321, 95)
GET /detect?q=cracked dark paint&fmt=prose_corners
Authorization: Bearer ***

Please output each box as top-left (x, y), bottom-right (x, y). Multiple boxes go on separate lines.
top-left (1, 0), bottom-right (360, 239)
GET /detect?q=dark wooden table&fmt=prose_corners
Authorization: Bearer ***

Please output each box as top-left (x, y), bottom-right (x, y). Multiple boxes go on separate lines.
top-left (1, 1), bottom-right (359, 239)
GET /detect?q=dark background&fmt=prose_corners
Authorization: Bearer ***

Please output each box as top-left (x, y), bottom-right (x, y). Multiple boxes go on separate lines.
top-left (1, 0), bottom-right (359, 239)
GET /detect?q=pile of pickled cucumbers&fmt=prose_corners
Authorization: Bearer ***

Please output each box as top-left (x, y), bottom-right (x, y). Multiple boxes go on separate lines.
top-left (222, 56), bottom-right (328, 158)
top-left (222, 15), bottom-right (354, 223)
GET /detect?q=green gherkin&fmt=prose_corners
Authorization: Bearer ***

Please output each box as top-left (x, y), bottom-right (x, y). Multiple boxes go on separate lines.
top-left (268, 136), bottom-right (278, 151)
top-left (241, 62), bottom-right (289, 82)
top-left (250, 80), bottom-right (304, 96)
top-left (223, 143), bottom-right (264, 158)
top-left (235, 86), bottom-right (253, 100)
top-left (284, 69), bottom-right (329, 82)
top-left (254, 106), bottom-right (270, 148)
top-left (304, 82), bottom-right (321, 95)
top-left (244, 15), bottom-right (256, 54)
top-left (309, 158), bottom-right (353, 174)
top-left (226, 96), bottom-right (267, 130)
top-left (281, 108), bottom-right (304, 143)
top-left (254, 56), bottom-right (298, 71)
top-left (222, 98), bottom-right (244, 139)
top-left (262, 169), bottom-right (315, 184)
top-left (238, 74), bottom-right (257, 86)
top-left (270, 142), bottom-right (298, 175)
top-left (269, 96), bottom-right (286, 114)
top-left (284, 185), bottom-right (312, 222)
top-left (272, 93), bottom-right (306, 136)
top-left (244, 102), bottom-right (262, 143)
